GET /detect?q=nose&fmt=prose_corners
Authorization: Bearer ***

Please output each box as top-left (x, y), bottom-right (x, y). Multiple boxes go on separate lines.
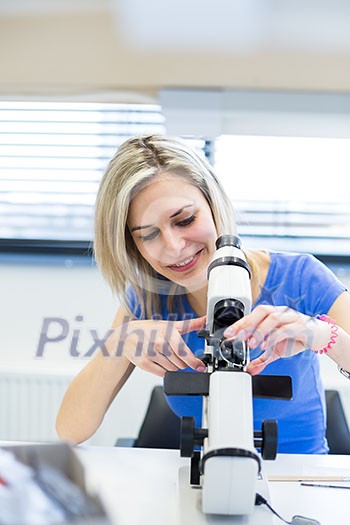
top-left (162, 230), bottom-right (186, 258)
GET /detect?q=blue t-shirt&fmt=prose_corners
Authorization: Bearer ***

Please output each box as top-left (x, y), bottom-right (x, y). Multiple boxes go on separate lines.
top-left (127, 252), bottom-right (346, 454)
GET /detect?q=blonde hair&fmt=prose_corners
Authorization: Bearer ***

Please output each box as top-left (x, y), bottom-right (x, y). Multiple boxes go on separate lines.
top-left (94, 135), bottom-right (243, 318)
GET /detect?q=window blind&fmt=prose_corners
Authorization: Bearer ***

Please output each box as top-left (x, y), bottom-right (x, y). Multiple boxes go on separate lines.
top-left (233, 200), bottom-right (350, 256)
top-left (0, 101), bottom-right (165, 253)
top-left (1, 103), bottom-right (349, 259)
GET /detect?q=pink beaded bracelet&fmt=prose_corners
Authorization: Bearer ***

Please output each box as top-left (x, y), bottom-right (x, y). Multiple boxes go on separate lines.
top-left (314, 314), bottom-right (339, 354)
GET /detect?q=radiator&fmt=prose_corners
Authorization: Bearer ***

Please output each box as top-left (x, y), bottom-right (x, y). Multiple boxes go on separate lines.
top-left (0, 366), bottom-right (348, 445)
top-left (0, 369), bottom-right (73, 443)
top-left (0, 363), bottom-right (160, 447)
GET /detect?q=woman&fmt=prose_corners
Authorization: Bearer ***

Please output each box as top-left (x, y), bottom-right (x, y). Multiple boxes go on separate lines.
top-left (56, 135), bottom-right (350, 452)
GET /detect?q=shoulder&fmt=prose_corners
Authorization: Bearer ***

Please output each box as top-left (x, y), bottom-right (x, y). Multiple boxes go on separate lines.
top-left (269, 251), bottom-right (338, 279)
top-left (266, 251), bottom-right (320, 276)
top-left (246, 249), bottom-right (270, 276)
top-left (262, 251), bottom-right (341, 286)
top-left (248, 249), bottom-right (327, 283)
top-left (257, 250), bottom-right (345, 314)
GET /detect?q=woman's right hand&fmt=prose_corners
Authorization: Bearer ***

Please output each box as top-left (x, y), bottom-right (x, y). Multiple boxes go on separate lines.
top-left (107, 316), bottom-right (207, 377)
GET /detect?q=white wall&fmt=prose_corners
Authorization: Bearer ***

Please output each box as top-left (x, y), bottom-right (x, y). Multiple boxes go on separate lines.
top-left (0, 258), bottom-right (161, 446)
top-left (0, 258), bottom-right (349, 446)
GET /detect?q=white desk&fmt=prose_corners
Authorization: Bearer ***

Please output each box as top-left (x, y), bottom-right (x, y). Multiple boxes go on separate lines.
top-left (77, 447), bottom-right (350, 525)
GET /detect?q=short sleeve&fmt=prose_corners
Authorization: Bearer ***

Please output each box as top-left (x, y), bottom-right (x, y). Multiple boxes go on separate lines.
top-left (300, 254), bottom-right (347, 316)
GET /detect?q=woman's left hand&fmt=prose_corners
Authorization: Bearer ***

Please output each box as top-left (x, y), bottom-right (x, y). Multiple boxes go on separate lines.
top-left (223, 305), bottom-right (330, 375)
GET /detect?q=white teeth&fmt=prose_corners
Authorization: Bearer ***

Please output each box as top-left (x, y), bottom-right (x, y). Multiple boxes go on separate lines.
top-left (172, 254), bottom-right (195, 267)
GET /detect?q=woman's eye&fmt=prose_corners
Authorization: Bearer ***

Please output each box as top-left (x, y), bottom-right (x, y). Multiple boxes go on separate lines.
top-left (177, 215), bottom-right (196, 227)
top-left (140, 230), bottom-right (159, 242)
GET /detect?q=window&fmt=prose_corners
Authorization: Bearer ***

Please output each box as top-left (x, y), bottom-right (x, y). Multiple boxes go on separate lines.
top-left (1, 99), bottom-right (349, 260)
top-left (214, 135), bottom-right (350, 257)
top-left (0, 101), bottom-right (165, 254)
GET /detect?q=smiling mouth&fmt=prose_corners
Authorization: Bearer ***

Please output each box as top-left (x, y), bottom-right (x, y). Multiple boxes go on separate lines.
top-left (167, 249), bottom-right (204, 272)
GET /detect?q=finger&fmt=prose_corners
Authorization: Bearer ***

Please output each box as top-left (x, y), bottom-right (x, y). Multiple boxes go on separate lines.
top-left (247, 336), bottom-right (306, 376)
top-left (156, 341), bottom-right (189, 369)
top-left (246, 360), bottom-right (268, 376)
top-left (248, 310), bottom-right (299, 348)
top-left (165, 329), bottom-right (206, 371)
top-left (224, 306), bottom-right (297, 342)
top-left (262, 334), bottom-right (306, 358)
top-left (127, 355), bottom-right (167, 377)
top-left (148, 338), bottom-right (184, 370)
top-left (175, 316), bottom-right (206, 335)
top-left (224, 306), bottom-right (275, 338)
top-left (246, 350), bottom-right (278, 375)
top-left (150, 351), bottom-right (180, 372)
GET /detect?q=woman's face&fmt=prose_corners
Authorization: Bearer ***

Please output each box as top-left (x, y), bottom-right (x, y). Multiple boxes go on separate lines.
top-left (127, 175), bottom-right (218, 292)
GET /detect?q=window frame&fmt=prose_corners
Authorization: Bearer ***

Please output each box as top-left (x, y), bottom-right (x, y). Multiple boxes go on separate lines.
top-left (1, 92), bottom-right (350, 264)
top-left (0, 100), bottom-right (165, 259)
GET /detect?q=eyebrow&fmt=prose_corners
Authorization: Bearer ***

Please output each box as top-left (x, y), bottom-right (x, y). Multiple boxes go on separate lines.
top-left (130, 204), bottom-right (194, 232)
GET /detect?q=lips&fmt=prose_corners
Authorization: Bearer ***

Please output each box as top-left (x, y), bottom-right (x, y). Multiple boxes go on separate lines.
top-left (167, 249), bottom-right (203, 272)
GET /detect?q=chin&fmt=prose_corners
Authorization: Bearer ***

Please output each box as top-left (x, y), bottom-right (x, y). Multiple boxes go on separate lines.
top-left (176, 270), bottom-right (208, 293)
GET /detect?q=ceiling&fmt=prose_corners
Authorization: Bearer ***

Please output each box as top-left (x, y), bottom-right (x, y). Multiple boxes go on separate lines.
top-left (0, 0), bottom-right (107, 14)
top-left (1, 0), bottom-right (350, 53)
top-left (1, 0), bottom-right (350, 95)
top-left (116, 0), bottom-right (350, 53)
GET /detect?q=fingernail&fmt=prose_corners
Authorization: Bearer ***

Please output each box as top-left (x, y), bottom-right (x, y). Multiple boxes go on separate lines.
top-left (249, 337), bottom-right (257, 348)
top-left (224, 327), bottom-right (234, 337)
top-left (196, 365), bottom-right (206, 372)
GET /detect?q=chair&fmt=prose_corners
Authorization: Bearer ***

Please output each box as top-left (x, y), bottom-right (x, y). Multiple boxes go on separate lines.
top-left (116, 387), bottom-right (350, 454)
top-left (325, 389), bottom-right (350, 454)
top-left (116, 386), bottom-right (181, 449)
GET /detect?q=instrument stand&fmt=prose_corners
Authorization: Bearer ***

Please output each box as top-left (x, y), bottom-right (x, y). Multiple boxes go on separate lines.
top-left (175, 466), bottom-right (274, 525)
